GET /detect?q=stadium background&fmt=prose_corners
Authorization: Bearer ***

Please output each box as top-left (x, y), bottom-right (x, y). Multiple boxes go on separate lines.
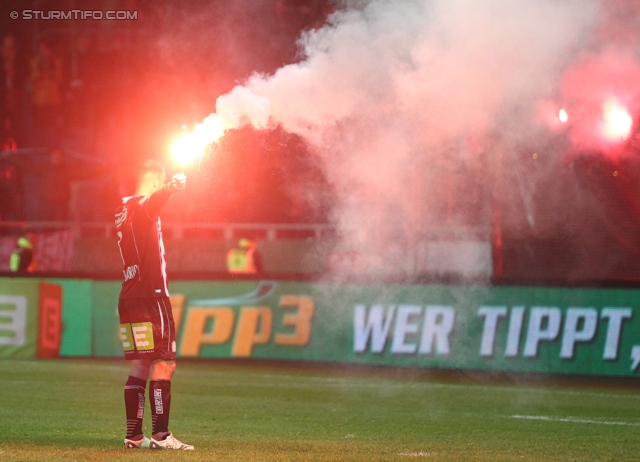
top-left (1, 0), bottom-right (640, 380)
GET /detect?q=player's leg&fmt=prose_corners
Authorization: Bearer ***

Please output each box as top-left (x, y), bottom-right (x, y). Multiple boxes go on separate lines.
top-left (148, 359), bottom-right (193, 450)
top-left (118, 297), bottom-right (155, 448)
top-left (144, 296), bottom-right (193, 450)
top-left (123, 359), bottom-right (152, 447)
top-left (130, 359), bottom-right (153, 379)
top-left (149, 359), bottom-right (175, 441)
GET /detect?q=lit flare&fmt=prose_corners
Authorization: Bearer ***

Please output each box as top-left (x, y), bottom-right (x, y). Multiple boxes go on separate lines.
top-left (601, 99), bottom-right (633, 141)
top-left (558, 109), bottom-right (568, 123)
top-left (171, 115), bottom-right (225, 166)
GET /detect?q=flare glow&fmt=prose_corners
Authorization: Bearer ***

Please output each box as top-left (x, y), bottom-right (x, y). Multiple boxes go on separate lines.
top-left (601, 99), bottom-right (633, 141)
top-left (171, 114), bottom-right (225, 166)
top-left (559, 109), bottom-right (568, 123)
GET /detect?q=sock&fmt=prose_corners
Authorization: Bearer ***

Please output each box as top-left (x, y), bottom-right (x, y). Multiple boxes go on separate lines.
top-left (124, 375), bottom-right (147, 440)
top-left (150, 379), bottom-right (172, 440)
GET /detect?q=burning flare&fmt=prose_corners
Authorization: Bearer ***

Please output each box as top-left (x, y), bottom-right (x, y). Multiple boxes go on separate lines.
top-left (171, 114), bottom-right (225, 166)
top-left (558, 109), bottom-right (568, 123)
top-left (601, 99), bottom-right (633, 141)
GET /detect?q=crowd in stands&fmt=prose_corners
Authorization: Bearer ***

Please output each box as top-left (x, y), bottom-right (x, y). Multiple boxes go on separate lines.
top-left (0, 0), bottom-right (335, 226)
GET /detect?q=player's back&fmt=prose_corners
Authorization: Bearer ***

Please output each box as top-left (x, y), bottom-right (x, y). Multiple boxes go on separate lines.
top-left (115, 195), bottom-right (169, 299)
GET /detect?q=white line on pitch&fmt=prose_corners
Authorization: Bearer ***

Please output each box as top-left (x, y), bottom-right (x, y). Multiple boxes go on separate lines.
top-left (510, 415), bottom-right (640, 426)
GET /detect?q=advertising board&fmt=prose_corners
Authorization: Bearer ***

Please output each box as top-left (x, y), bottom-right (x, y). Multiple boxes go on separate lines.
top-left (90, 280), bottom-right (640, 377)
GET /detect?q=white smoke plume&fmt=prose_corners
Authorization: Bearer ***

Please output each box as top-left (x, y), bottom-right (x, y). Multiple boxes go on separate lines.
top-left (203, 0), bottom-right (632, 277)
top-left (216, 86), bottom-right (271, 130)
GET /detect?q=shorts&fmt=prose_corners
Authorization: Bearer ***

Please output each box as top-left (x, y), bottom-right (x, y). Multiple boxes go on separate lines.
top-left (118, 297), bottom-right (177, 361)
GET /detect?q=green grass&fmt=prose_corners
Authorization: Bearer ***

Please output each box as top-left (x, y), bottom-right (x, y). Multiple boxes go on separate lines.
top-left (1, 359), bottom-right (639, 461)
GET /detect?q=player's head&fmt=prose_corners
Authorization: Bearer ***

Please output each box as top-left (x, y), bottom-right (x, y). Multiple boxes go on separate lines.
top-left (136, 159), bottom-right (166, 197)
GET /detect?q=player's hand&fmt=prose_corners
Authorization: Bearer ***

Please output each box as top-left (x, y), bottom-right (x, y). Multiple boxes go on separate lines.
top-left (169, 173), bottom-right (187, 191)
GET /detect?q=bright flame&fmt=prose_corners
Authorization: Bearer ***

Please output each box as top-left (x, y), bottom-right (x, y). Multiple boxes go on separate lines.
top-left (601, 99), bottom-right (633, 141)
top-left (558, 109), bottom-right (568, 123)
top-left (171, 135), bottom-right (203, 166)
top-left (171, 114), bottom-right (225, 166)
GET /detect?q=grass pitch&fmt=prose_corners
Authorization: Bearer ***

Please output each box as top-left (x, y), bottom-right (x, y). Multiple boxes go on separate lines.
top-left (1, 359), bottom-right (639, 461)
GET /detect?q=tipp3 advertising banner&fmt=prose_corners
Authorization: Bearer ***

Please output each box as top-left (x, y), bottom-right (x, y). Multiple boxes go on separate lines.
top-left (88, 280), bottom-right (640, 378)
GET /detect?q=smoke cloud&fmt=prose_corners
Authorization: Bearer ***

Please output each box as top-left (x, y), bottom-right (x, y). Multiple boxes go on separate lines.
top-left (216, 86), bottom-right (272, 130)
top-left (205, 0), bottom-right (640, 278)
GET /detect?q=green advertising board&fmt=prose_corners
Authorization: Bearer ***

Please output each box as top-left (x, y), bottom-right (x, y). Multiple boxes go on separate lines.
top-left (87, 280), bottom-right (640, 378)
top-left (4, 276), bottom-right (639, 377)
top-left (0, 279), bottom-right (40, 358)
top-left (50, 279), bottom-right (93, 357)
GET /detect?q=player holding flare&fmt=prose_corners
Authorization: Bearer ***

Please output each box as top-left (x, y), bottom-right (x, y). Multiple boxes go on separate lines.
top-left (115, 159), bottom-right (194, 450)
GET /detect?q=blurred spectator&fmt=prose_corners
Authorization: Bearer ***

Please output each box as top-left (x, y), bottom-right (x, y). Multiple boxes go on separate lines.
top-left (227, 238), bottom-right (263, 274)
top-left (1, 35), bottom-right (19, 120)
top-left (66, 35), bottom-right (96, 128)
top-left (0, 115), bottom-right (22, 223)
top-left (0, 158), bottom-right (23, 222)
top-left (1, 114), bottom-right (17, 152)
top-left (42, 148), bottom-right (72, 221)
top-left (9, 232), bottom-right (36, 273)
top-left (29, 42), bottom-right (63, 129)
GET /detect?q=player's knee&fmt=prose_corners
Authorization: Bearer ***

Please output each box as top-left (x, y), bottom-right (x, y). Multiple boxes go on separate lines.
top-left (130, 360), bottom-right (152, 379)
top-left (151, 359), bottom-right (176, 380)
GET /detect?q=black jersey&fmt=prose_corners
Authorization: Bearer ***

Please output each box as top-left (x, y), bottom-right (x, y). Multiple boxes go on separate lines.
top-left (115, 186), bottom-right (174, 299)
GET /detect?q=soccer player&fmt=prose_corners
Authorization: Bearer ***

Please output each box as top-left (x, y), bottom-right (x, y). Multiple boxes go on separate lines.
top-left (115, 159), bottom-right (193, 450)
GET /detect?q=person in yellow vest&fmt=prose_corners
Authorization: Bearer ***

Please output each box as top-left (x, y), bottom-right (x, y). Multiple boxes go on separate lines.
top-left (227, 238), bottom-right (263, 274)
top-left (10, 233), bottom-right (37, 273)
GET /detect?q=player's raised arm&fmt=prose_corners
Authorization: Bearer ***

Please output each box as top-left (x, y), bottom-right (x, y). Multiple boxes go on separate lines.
top-left (145, 170), bottom-right (186, 220)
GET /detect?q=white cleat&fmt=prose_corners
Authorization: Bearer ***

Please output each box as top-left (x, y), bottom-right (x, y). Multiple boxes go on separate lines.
top-left (149, 433), bottom-right (194, 450)
top-left (123, 436), bottom-right (150, 449)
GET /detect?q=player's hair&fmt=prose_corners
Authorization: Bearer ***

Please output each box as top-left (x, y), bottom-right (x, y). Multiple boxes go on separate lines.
top-left (137, 159), bottom-right (165, 185)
